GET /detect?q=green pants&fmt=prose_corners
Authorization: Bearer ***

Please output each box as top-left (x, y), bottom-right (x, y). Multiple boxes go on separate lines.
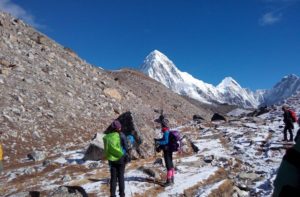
top-left (0, 160), bottom-right (3, 173)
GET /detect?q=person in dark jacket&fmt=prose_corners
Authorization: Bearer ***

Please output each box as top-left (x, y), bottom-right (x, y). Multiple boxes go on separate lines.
top-left (282, 105), bottom-right (294, 141)
top-left (273, 133), bottom-right (300, 196)
top-left (109, 120), bottom-right (129, 197)
top-left (155, 126), bottom-right (175, 186)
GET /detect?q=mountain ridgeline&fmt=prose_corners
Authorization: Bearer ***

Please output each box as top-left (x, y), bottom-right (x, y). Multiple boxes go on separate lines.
top-left (140, 50), bottom-right (300, 108)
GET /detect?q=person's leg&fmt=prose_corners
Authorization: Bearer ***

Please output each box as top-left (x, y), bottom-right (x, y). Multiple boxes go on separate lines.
top-left (163, 150), bottom-right (173, 185)
top-left (110, 163), bottom-right (117, 197)
top-left (117, 163), bottom-right (125, 197)
top-left (283, 126), bottom-right (288, 141)
top-left (288, 128), bottom-right (293, 141)
top-left (169, 152), bottom-right (175, 183)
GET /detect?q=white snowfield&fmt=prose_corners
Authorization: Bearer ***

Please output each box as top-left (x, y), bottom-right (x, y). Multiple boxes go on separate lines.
top-left (140, 50), bottom-right (300, 108)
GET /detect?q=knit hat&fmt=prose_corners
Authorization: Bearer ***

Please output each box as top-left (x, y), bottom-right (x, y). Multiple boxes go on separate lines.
top-left (111, 120), bottom-right (122, 131)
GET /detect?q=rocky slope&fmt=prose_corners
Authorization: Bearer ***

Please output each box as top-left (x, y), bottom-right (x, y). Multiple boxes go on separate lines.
top-left (261, 74), bottom-right (300, 106)
top-left (0, 12), bottom-right (211, 167)
top-left (1, 91), bottom-right (299, 196)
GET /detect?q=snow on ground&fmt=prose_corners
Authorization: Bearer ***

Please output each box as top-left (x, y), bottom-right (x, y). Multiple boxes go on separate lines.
top-left (196, 179), bottom-right (227, 197)
top-left (157, 166), bottom-right (219, 197)
top-left (2, 104), bottom-right (299, 196)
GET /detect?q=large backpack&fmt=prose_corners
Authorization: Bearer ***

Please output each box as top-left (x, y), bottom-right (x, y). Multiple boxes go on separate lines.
top-left (103, 132), bottom-right (124, 161)
top-left (168, 130), bottom-right (181, 152)
top-left (289, 110), bottom-right (298, 122)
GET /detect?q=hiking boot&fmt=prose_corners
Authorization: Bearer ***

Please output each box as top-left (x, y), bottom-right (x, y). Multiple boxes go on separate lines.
top-left (164, 179), bottom-right (172, 187)
top-left (171, 177), bottom-right (174, 184)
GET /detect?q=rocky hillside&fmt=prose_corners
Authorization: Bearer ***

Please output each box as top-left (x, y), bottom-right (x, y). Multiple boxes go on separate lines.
top-left (0, 12), bottom-right (211, 166)
top-left (1, 91), bottom-right (299, 196)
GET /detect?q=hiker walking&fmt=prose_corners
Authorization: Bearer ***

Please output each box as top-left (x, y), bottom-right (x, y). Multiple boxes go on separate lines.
top-left (282, 105), bottom-right (296, 141)
top-left (155, 126), bottom-right (175, 186)
top-left (103, 120), bottom-right (129, 197)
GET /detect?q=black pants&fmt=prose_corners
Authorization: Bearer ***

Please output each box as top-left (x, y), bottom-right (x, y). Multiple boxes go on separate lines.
top-left (109, 160), bottom-right (125, 197)
top-left (163, 150), bottom-right (173, 170)
top-left (283, 125), bottom-right (293, 140)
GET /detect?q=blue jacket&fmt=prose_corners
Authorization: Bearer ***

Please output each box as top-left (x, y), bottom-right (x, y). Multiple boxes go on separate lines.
top-left (158, 131), bottom-right (170, 145)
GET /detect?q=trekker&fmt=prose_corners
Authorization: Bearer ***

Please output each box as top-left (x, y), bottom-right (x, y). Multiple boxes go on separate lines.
top-left (273, 131), bottom-right (300, 196)
top-left (155, 126), bottom-right (175, 186)
top-left (282, 105), bottom-right (294, 141)
top-left (105, 120), bottom-right (129, 197)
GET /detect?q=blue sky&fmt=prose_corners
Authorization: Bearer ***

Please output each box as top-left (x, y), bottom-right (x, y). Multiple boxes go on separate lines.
top-left (1, 0), bottom-right (300, 90)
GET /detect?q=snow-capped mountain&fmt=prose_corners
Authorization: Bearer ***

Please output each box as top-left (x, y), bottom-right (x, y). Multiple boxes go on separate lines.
top-left (141, 50), bottom-right (300, 108)
top-left (141, 50), bottom-right (260, 108)
top-left (261, 74), bottom-right (300, 106)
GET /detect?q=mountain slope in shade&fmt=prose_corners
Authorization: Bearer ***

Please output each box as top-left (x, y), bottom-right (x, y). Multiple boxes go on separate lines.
top-left (141, 50), bottom-right (260, 108)
top-left (262, 74), bottom-right (300, 106)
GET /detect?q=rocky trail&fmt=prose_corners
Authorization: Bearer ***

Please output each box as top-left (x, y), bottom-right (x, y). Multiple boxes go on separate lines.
top-left (1, 104), bottom-right (298, 197)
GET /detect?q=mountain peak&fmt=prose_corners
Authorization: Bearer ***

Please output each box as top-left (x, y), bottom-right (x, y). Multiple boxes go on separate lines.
top-left (283, 74), bottom-right (299, 80)
top-left (217, 76), bottom-right (241, 89)
top-left (144, 50), bottom-right (170, 64)
top-left (149, 49), bottom-right (164, 56)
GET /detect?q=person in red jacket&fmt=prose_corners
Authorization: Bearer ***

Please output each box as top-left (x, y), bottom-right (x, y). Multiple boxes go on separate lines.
top-left (282, 105), bottom-right (294, 141)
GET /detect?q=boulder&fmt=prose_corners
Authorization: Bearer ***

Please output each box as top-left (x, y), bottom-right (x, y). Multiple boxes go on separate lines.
top-left (211, 113), bottom-right (226, 121)
top-left (204, 155), bottom-right (214, 163)
top-left (238, 172), bottom-right (261, 181)
top-left (138, 166), bottom-right (160, 179)
top-left (27, 151), bottom-right (46, 161)
top-left (103, 88), bottom-right (122, 101)
top-left (247, 106), bottom-right (271, 117)
top-left (83, 133), bottom-right (105, 161)
top-left (105, 112), bottom-right (142, 143)
top-left (153, 158), bottom-right (163, 166)
top-left (48, 186), bottom-right (88, 197)
top-left (193, 115), bottom-right (204, 121)
top-left (62, 175), bottom-right (72, 182)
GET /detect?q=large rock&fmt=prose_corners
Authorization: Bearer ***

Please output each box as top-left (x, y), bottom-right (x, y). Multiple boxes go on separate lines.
top-left (84, 111), bottom-right (147, 160)
top-left (83, 133), bottom-right (105, 161)
top-left (27, 151), bottom-right (46, 161)
top-left (211, 113), bottom-right (227, 121)
top-left (193, 114), bottom-right (204, 121)
top-left (48, 186), bottom-right (88, 197)
top-left (247, 106), bottom-right (271, 117)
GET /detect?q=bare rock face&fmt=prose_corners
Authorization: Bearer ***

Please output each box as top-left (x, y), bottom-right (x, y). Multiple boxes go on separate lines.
top-left (0, 12), bottom-right (212, 165)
